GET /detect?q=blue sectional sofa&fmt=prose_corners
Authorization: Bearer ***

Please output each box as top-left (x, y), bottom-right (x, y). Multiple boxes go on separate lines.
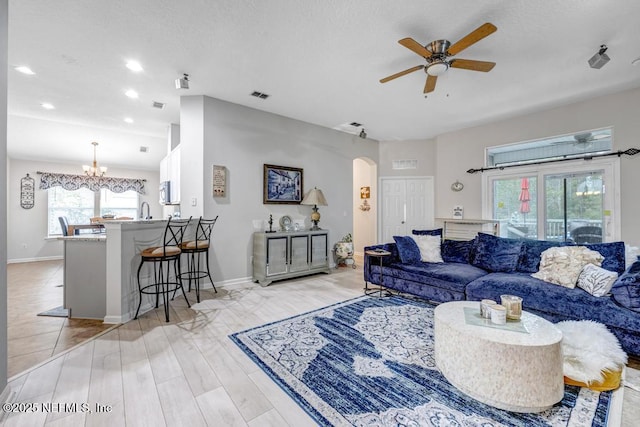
top-left (364, 232), bottom-right (640, 356)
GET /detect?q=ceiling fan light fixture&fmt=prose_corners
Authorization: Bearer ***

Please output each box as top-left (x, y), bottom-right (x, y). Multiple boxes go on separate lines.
top-left (427, 61), bottom-right (449, 76)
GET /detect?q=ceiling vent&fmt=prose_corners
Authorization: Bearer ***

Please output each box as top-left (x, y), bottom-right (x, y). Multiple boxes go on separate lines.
top-left (251, 91), bottom-right (270, 99)
top-left (139, 146), bottom-right (149, 153)
top-left (152, 101), bottom-right (166, 109)
top-left (350, 122), bottom-right (362, 127)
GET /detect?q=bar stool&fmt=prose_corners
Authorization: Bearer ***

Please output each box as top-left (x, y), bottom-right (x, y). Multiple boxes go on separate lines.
top-left (135, 217), bottom-right (192, 322)
top-left (179, 216), bottom-right (218, 303)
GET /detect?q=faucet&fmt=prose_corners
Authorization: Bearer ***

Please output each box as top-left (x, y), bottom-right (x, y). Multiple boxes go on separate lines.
top-left (140, 201), bottom-right (150, 220)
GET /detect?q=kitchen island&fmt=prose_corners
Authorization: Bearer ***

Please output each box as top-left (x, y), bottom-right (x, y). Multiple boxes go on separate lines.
top-left (60, 219), bottom-right (183, 323)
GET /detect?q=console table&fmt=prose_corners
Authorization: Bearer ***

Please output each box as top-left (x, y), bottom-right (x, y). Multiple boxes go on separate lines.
top-left (252, 229), bottom-right (330, 286)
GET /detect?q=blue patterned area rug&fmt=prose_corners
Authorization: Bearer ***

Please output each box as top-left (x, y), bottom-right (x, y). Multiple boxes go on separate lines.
top-left (230, 295), bottom-right (613, 426)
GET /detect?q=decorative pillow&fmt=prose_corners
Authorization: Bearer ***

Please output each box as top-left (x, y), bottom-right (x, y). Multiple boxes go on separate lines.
top-left (576, 264), bottom-right (618, 297)
top-left (412, 228), bottom-right (442, 237)
top-left (441, 239), bottom-right (473, 263)
top-left (470, 233), bottom-right (523, 273)
top-left (393, 236), bottom-right (421, 264)
top-left (611, 259), bottom-right (640, 311)
top-left (531, 246), bottom-right (604, 288)
top-left (410, 234), bottom-right (444, 263)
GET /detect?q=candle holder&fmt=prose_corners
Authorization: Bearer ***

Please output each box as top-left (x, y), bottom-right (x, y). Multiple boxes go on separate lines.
top-left (500, 295), bottom-right (523, 320)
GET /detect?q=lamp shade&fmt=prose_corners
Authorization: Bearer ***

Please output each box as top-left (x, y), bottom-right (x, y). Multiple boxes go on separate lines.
top-left (301, 188), bottom-right (327, 206)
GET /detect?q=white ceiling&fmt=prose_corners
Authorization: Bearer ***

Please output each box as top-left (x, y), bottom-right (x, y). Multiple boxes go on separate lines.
top-left (8, 0), bottom-right (640, 170)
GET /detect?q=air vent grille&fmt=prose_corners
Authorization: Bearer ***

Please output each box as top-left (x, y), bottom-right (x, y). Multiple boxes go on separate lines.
top-left (350, 122), bottom-right (362, 127)
top-left (251, 91), bottom-right (270, 99)
top-left (139, 146), bottom-right (149, 153)
top-left (152, 101), bottom-right (166, 109)
top-left (392, 159), bottom-right (418, 170)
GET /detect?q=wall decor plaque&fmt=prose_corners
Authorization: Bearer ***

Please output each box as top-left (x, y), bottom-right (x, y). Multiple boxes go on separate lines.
top-left (212, 165), bottom-right (227, 197)
top-left (20, 173), bottom-right (35, 209)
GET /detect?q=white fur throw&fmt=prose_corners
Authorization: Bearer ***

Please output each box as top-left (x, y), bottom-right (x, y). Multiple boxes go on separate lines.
top-left (556, 320), bottom-right (627, 385)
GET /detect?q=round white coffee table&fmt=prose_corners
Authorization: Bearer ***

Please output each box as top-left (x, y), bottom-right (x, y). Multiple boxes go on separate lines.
top-left (434, 301), bottom-right (564, 413)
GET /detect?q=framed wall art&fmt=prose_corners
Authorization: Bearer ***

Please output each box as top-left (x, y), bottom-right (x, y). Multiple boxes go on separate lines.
top-left (212, 165), bottom-right (226, 197)
top-left (263, 164), bottom-right (303, 204)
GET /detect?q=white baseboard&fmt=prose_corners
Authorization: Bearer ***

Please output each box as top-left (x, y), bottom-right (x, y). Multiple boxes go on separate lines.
top-left (7, 255), bottom-right (63, 264)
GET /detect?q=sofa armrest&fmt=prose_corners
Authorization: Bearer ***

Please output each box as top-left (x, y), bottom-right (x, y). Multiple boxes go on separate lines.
top-left (611, 259), bottom-right (640, 311)
top-left (363, 243), bottom-right (399, 282)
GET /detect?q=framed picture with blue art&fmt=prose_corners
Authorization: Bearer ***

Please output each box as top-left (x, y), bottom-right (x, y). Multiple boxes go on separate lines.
top-left (263, 164), bottom-right (303, 204)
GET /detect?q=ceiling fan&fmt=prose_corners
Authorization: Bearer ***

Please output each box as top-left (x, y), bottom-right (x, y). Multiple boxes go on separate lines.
top-left (380, 22), bottom-right (497, 94)
top-left (552, 132), bottom-right (610, 148)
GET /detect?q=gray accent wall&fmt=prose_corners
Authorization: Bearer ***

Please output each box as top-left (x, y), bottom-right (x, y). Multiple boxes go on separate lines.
top-left (180, 95), bottom-right (379, 282)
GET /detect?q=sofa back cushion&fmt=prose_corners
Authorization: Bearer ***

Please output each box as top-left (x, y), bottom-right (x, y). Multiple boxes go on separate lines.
top-left (611, 258), bottom-right (640, 311)
top-left (393, 235), bottom-right (421, 264)
top-left (585, 242), bottom-right (626, 275)
top-left (441, 239), bottom-right (474, 263)
top-left (517, 240), bottom-right (571, 273)
top-left (412, 228), bottom-right (443, 237)
top-left (471, 233), bottom-right (523, 273)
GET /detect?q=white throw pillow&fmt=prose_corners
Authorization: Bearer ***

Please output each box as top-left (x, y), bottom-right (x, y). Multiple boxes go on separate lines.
top-left (577, 263), bottom-right (618, 297)
top-left (531, 246), bottom-right (604, 288)
top-left (410, 235), bottom-right (443, 263)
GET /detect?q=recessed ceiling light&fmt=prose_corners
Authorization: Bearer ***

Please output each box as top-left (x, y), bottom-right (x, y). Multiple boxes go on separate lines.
top-left (125, 60), bottom-right (143, 72)
top-left (125, 89), bottom-right (139, 99)
top-left (15, 66), bottom-right (35, 75)
top-left (41, 102), bottom-right (55, 110)
top-left (124, 117), bottom-right (134, 123)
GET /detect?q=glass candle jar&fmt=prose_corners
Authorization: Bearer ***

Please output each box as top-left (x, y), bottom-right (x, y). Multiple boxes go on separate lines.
top-left (500, 295), bottom-right (523, 320)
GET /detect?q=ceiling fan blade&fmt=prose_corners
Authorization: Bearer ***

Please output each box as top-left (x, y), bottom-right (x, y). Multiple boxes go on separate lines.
top-left (424, 75), bottom-right (437, 93)
top-left (447, 23), bottom-right (497, 56)
top-left (398, 38), bottom-right (432, 58)
top-left (380, 65), bottom-right (424, 83)
top-left (450, 58), bottom-right (496, 72)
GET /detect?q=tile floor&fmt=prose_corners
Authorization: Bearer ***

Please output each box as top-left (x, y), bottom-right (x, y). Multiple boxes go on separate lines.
top-left (3, 260), bottom-right (639, 426)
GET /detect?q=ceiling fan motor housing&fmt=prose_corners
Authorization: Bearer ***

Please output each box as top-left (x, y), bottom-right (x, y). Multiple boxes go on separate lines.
top-left (427, 39), bottom-right (451, 55)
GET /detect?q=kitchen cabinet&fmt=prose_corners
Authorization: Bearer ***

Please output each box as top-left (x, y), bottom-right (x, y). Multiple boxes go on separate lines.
top-left (252, 230), bottom-right (330, 286)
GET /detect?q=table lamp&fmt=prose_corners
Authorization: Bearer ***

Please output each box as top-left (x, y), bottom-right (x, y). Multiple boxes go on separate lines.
top-left (301, 187), bottom-right (328, 230)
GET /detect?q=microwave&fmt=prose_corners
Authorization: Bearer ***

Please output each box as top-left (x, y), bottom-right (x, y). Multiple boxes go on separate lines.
top-left (159, 181), bottom-right (172, 204)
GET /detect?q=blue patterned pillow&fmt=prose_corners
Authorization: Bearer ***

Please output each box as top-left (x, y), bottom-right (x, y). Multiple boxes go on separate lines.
top-left (441, 239), bottom-right (473, 263)
top-left (412, 228), bottom-right (442, 237)
top-left (393, 236), bottom-right (421, 264)
top-left (471, 233), bottom-right (523, 273)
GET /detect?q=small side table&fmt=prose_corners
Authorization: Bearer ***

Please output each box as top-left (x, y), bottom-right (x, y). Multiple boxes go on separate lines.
top-left (364, 249), bottom-right (392, 297)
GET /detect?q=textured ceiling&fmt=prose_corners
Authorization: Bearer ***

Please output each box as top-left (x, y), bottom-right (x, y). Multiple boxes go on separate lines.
top-left (8, 0), bottom-right (640, 169)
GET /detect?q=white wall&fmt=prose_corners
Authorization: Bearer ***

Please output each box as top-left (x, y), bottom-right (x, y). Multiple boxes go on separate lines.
top-left (7, 158), bottom-right (161, 262)
top-left (353, 158), bottom-right (377, 256)
top-left (1, 0), bottom-right (8, 394)
top-left (179, 96), bottom-right (379, 282)
top-left (378, 138), bottom-right (436, 177)
top-left (434, 87), bottom-right (640, 245)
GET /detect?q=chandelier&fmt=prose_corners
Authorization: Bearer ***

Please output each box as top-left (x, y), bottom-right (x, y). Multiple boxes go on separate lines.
top-left (83, 141), bottom-right (107, 177)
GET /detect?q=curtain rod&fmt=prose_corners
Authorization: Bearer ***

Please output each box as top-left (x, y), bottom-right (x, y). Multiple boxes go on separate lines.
top-left (36, 171), bottom-right (147, 181)
top-left (466, 148), bottom-right (640, 174)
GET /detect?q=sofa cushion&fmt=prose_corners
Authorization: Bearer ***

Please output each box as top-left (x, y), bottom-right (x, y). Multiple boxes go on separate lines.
top-left (576, 264), bottom-right (618, 297)
top-left (611, 259), bottom-right (640, 311)
top-left (412, 228), bottom-right (442, 237)
top-left (517, 240), bottom-right (572, 273)
top-left (390, 261), bottom-right (488, 294)
top-left (393, 236), bottom-right (421, 264)
top-left (585, 242), bottom-right (627, 275)
top-left (410, 234), bottom-right (443, 263)
top-left (470, 233), bottom-right (523, 273)
top-left (465, 272), bottom-right (640, 332)
top-left (441, 239), bottom-right (474, 263)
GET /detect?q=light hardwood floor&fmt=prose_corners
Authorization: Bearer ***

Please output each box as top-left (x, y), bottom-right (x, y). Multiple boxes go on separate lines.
top-left (3, 261), bottom-right (639, 426)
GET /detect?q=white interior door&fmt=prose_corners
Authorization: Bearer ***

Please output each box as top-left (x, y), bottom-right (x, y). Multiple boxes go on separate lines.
top-left (380, 177), bottom-right (434, 243)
